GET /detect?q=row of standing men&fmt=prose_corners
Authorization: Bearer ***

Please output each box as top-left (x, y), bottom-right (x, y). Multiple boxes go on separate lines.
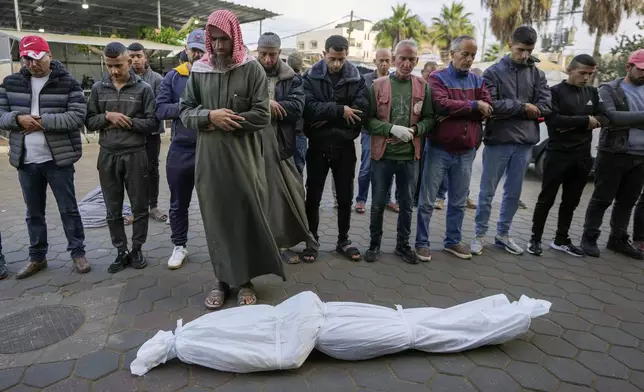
top-left (1, 13), bottom-right (644, 308)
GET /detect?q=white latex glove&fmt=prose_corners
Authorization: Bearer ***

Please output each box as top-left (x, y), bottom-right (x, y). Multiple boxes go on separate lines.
top-left (390, 125), bottom-right (414, 143)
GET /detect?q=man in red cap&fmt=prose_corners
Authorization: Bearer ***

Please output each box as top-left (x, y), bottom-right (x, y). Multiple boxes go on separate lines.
top-left (0, 35), bottom-right (90, 278)
top-left (180, 10), bottom-right (284, 310)
top-left (581, 49), bottom-right (644, 259)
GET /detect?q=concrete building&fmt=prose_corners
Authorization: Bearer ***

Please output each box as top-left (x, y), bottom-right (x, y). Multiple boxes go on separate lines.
top-left (295, 19), bottom-right (376, 61)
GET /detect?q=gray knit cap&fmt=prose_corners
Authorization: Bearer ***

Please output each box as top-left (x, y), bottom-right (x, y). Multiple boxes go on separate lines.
top-left (257, 32), bottom-right (281, 48)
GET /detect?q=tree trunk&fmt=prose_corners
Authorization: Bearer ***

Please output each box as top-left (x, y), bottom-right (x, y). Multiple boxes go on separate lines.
top-left (593, 31), bottom-right (602, 58)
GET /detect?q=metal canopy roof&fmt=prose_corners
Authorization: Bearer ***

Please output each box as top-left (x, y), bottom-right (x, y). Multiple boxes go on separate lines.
top-left (0, 0), bottom-right (278, 36)
top-left (0, 29), bottom-right (183, 51)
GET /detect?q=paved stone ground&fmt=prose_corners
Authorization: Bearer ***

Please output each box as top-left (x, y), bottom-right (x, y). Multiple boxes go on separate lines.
top-left (1, 140), bottom-right (644, 392)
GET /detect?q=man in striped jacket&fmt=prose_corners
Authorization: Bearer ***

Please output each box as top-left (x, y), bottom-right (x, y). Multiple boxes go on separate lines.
top-left (415, 36), bottom-right (493, 262)
top-left (0, 35), bottom-right (90, 279)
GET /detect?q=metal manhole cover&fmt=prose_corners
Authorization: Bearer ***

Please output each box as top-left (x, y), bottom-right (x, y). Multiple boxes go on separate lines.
top-left (0, 305), bottom-right (85, 354)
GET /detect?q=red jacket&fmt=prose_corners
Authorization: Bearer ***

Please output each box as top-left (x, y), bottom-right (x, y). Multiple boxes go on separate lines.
top-left (429, 64), bottom-right (492, 153)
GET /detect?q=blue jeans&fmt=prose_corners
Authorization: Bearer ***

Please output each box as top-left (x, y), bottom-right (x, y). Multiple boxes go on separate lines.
top-left (18, 162), bottom-right (85, 262)
top-left (416, 145), bottom-right (475, 248)
top-left (437, 174), bottom-right (448, 200)
top-left (475, 144), bottom-right (532, 237)
top-left (370, 159), bottom-right (418, 247)
top-left (356, 133), bottom-right (397, 204)
top-left (293, 134), bottom-right (307, 177)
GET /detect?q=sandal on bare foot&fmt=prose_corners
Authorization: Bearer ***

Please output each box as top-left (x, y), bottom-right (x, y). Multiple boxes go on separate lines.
top-left (281, 250), bottom-right (300, 264)
top-left (336, 241), bottom-right (361, 261)
top-left (237, 284), bottom-right (257, 306)
top-left (150, 208), bottom-right (168, 222)
top-left (205, 282), bottom-right (229, 310)
top-left (302, 247), bottom-right (317, 263)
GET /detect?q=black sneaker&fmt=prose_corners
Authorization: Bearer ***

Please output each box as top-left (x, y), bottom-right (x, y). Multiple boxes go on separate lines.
top-left (394, 244), bottom-right (418, 264)
top-left (607, 235), bottom-right (644, 260)
top-left (551, 240), bottom-right (584, 257)
top-left (527, 239), bottom-right (543, 256)
top-left (581, 236), bottom-right (600, 257)
top-left (0, 254), bottom-right (8, 280)
top-left (518, 200), bottom-right (528, 210)
top-left (131, 249), bottom-right (148, 269)
top-left (364, 246), bottom-right (381, 263)
top-left (108, 250), bottom-right (131, 274)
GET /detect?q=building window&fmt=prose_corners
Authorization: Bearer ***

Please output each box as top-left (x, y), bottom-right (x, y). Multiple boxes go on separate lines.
top-left (297, 42), bottom-right (304, 50)
top-left (356, 41), bottom-right (362, 49)
top-left (310, 40), bottom-right (318, 50)
top-left (349, 38), bottom-right (356, 47)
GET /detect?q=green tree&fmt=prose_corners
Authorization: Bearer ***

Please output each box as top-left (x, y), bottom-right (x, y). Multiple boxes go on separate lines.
top-left (483, 43), bottom-right (502, 61)
top-left (138, 25), bottom-right (190, 46)
top-left (481, 0), bottom-right (553, 46)
top-left (596, 21), bottom-right (644, 81)
top-left (372, 3), bottom-right (429, 50)
top-left (428, 1), bottom-right (475, 61)
top-left (576, 0), bottom-right (644, 57)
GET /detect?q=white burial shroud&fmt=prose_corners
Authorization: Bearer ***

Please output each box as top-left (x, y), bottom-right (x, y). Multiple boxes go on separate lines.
top-left (130, 291), bottom-right (551, 376)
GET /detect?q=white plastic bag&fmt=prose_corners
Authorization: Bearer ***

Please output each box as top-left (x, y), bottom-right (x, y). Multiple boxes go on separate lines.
top-left (316, 294), bottom-right (551, 361)
top-left (131, 291), bottom-right (325, 375)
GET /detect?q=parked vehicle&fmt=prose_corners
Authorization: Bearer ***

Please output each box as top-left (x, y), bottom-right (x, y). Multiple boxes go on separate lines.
top-left (530, 123), bottom-right (600, 178)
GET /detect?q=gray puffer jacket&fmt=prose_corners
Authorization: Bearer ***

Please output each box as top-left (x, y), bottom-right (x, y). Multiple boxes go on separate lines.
top-left (0, 60), bottom-right (86, 168)
top-left (482, 55), bottom-right (551, 145)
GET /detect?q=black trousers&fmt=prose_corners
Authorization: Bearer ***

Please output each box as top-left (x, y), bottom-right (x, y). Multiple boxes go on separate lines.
top-left (583, 151), bottom-right (644, 241)
top-left (305, 144), bottom-right (357, 244)
top-left (146, 134), bottom-right (162, 209)
top-left (98, 149), bottom-right (150, 251)
top-left (531, 151), bottom-right (592, 243)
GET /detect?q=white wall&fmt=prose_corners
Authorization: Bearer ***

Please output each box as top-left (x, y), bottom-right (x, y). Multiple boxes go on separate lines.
top-left (295, 22), bottom-right (376, 62)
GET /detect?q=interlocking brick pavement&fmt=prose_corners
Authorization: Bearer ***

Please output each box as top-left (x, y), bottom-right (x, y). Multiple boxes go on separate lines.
top-left (1, 139), bottom-right (643, 391)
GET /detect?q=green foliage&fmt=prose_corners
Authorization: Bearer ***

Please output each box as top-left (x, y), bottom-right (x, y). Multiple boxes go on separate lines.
top-left (597, 21), bottom-right (644, 82)
top-left (372, 3), bottom-right (429, 49)
top-left (428, 1), bottom-right (475, 61)
top-left (483, 43), bottom-right (502, 62)
top-left (138, 25), bottom-right (189, 46)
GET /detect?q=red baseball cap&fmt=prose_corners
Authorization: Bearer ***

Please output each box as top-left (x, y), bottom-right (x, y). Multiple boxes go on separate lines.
top-left (628, 49), bottom-right (644, 69)
top-left (19, 35), bottom-right (50, 60)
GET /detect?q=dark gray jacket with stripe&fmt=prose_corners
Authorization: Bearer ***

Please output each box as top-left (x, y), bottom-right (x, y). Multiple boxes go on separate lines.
top-left (0, 60), bottom-right (86, 168)
top-left (86, 71), bottom-right (158, 154)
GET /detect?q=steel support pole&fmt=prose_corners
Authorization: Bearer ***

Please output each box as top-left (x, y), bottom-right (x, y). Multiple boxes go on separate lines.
top-left (14, 0), bottom-right (21, 32)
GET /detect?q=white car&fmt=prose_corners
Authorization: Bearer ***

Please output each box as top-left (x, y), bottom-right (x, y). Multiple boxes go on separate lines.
top-left (530, 123), bottom-right (600, 177)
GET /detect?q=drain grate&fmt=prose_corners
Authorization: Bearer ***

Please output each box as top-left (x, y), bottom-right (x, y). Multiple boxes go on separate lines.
top-left (0, 305), bottom-right (85, 354)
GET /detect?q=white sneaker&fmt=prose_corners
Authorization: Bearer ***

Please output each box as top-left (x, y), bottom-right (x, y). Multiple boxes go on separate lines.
top-left (471, 236), bottom-right (484, 255)
top-left (168, 246), bottom-right (188, 269)
top-left (165, 216), bottom-right (170, 225)
top-left (495, 235), bottom-right (524, 255)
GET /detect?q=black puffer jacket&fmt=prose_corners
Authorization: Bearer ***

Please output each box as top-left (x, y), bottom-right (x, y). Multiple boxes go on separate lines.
top-left (302, 60), bottom-right (368, 149)
top-left (0, 60), bottom-right (85, 168)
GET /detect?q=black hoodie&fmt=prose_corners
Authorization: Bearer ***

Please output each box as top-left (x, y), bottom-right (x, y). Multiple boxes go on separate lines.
top-left (545, 80), bottom-right (606, 154)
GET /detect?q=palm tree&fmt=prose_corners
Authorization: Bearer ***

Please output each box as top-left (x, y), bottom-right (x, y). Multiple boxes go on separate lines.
top-left (481, 0), bottom-right (553, 46)
top-left (578, 0), bottom-right (644, 57)
top-left (428, 2), bottom-right (476, 61)
top-left (372, 3), bottom-right (429, 50)
top-left (483, 43), bottom-right (502, 61)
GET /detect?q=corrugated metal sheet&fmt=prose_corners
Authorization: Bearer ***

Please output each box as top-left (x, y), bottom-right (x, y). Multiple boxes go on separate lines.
top-left (0, 29), bottom-right (182, 52)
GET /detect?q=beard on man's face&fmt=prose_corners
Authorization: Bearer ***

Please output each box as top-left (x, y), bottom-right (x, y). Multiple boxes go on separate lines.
top-left (210, 54), bottom-right (233, 70)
